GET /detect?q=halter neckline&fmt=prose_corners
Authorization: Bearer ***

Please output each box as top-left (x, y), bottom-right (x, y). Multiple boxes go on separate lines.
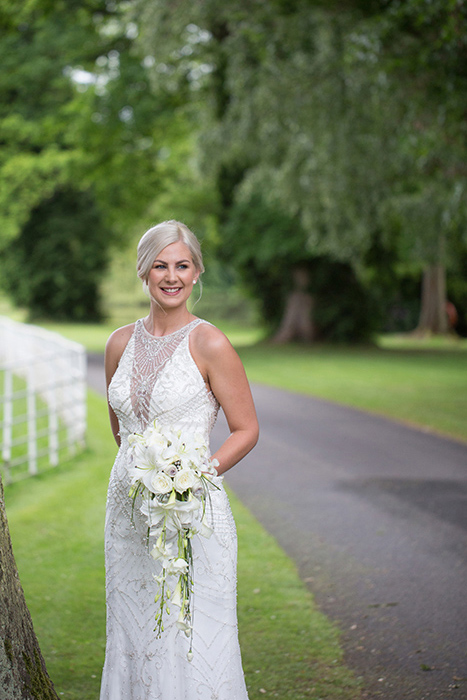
top-left (139, 317), bottom-right (200, 340)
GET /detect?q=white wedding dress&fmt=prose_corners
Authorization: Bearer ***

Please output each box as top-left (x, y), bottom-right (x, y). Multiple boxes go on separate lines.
top-left (100, 318), bottom-right (249, 700)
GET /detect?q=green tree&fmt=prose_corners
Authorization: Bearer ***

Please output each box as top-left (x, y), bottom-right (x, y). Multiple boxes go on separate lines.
top-left (223, 193), bottom-right (376, 341)
top-left (0, 1), bottom-right (103, 247)
top-left (376, 0), bottom-right (467, 334)
top-left (2, 188), bottom-right (110, 321)
top-left (134, 2), bottom-right (380, 339)
top-left (0, 0), bottom-right (186, 319)
top-left (135, 0), bottom-right (467, 338)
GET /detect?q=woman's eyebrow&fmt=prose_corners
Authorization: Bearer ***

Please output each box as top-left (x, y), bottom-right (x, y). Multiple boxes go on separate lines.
top-left (153, 258), bottom-right (191, 264)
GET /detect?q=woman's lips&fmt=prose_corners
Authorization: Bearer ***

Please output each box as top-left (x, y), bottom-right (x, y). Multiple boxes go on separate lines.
top-left (161, 287), bottom-right (182, 295)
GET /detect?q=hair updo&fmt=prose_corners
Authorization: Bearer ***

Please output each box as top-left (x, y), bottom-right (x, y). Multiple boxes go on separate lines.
top-left (136, 220), bottom-right (204, 282)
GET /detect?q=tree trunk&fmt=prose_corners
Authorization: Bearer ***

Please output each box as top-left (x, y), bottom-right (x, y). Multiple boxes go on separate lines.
top-left (0, 476), bottom-right (59, 700)
top-left (413, 264), bottom-right (449, 336)
top-left (273, 266), bottom-right (315, 343)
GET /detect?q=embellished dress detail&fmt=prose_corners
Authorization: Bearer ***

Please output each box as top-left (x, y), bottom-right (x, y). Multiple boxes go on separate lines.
top-left (100, 318), bottom-right (249, 700)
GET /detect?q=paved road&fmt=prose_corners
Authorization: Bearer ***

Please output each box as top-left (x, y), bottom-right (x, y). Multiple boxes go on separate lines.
top-left (88, 353), bottom-right (467, 700)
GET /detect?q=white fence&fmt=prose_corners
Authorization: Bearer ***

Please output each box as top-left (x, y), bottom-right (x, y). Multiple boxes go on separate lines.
top-left (0, 317), bottom-right (86, 483)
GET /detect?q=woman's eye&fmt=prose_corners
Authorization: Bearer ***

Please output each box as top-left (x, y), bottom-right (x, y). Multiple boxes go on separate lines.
top-left (152, 263), bottom-right (188, 270)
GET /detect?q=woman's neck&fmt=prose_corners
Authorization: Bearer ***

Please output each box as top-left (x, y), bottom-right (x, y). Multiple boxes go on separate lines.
top-left (144, 305), bottom-right (195, 337)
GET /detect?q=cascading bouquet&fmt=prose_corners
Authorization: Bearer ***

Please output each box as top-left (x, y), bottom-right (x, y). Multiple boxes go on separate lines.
top-left (126, 420), bottom-right (219, 658)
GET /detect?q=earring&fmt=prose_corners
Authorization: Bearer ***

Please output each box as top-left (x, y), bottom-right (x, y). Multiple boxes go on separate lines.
top-left (193, 279), bottom-right (197, 284)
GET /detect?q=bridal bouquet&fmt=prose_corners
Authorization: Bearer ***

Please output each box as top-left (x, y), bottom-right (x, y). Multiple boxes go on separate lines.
top-left (126, 420), bottom-right (219, 656)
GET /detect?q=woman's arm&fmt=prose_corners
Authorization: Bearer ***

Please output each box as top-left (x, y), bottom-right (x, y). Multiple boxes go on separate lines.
top-left (190, 325), bottom-right (259, 476)
top-left (104, 324), bottom-right (135, 447)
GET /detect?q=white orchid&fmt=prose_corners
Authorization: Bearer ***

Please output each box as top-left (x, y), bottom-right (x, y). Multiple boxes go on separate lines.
top-left (204, 458), bottom-right (219, 476)
top-left (150, 537), bottom-right (175, 563)
top-left (164, 557), bottom-right (189, 576)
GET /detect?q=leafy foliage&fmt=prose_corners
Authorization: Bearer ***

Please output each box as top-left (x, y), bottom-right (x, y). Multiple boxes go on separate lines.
top-left (134, 0), bottom-right (467, 337)
top-left (0, 0), bottom-right (187, 319)
top-left (2, 188), bottom-right (110, 321)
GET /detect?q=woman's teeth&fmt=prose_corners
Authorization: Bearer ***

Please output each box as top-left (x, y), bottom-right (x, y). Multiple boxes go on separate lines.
top-left (162, 288), bottom-right (181, 294)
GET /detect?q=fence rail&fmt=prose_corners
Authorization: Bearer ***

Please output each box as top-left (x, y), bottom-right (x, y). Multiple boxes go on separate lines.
top-left (0, 317), bottom-right (86, 483)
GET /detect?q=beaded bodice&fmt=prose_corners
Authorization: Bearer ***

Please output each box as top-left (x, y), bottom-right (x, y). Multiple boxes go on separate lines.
top-left (108, 318), bottom-right (219, 442)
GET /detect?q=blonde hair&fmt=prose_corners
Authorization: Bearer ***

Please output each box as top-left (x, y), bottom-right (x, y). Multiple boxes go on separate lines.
top-left (136, 220), bottom-right (204, 282)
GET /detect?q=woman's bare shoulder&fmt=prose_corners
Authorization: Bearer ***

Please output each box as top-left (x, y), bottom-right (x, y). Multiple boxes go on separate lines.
top-left (105, 322), bottom-right (136, 360)
top-left (190, 321), bottom-right (233, 357)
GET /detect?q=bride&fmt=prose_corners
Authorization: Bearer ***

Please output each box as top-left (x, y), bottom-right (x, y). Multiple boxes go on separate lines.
top-left (100, 220), bottom-right (259, 699)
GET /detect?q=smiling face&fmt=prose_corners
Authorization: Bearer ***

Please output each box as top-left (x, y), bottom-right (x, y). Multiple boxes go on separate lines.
top-left (146, 240), bottom-right (199, 309)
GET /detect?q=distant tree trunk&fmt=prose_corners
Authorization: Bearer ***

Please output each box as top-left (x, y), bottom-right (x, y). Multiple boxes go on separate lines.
top-left (0, 476), bottom-right (59, 700)
top-left (413, 264), bottom-right (449, 336)
top-left (274, 266), bottom-right (315, 343)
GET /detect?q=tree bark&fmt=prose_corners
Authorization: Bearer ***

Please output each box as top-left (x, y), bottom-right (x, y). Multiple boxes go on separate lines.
top-left (0, 476), bottom-right (59, 700)
top-left (413, 263), bottom-right (449, 336)
top-left (273, 266), bottom-right (315, 343)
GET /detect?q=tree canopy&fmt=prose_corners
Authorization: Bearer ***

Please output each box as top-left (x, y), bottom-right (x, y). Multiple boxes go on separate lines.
top-left (133, 0), bottom-right (467, 338)
top-left (0, 0), bottom-right (186, 319)
top-left (1, 0), bottom-right (466, 335)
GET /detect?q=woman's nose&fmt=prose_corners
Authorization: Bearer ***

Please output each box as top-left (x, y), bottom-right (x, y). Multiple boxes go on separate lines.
top-left (165, 267), bottom-right (177, 282)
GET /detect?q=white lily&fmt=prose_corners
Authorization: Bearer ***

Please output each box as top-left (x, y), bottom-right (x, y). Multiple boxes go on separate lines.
top-left (140, 498), bottom-right (165, 526)
top-left (143, 422), bottom-right (167, 449)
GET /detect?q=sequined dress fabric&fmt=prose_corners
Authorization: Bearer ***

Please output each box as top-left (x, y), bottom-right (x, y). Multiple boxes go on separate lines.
top-left (99, 319), bottom-right (249, 700)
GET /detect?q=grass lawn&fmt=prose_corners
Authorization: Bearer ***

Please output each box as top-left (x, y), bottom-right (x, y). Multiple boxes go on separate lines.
top-left (236, 342), bottom-right (467, 442)
top-left (37, 319), bottom-right (264, 354)
top-left (4, 391), bottom-right (361, 700)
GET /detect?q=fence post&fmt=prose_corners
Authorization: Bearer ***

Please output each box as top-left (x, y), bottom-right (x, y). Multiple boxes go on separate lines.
top-left (27, 362), bottom-right (38, 476)
top-left (48, 358), bottom-right (59, 467)
top-left (77, 348), bottom-right (87, 448)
